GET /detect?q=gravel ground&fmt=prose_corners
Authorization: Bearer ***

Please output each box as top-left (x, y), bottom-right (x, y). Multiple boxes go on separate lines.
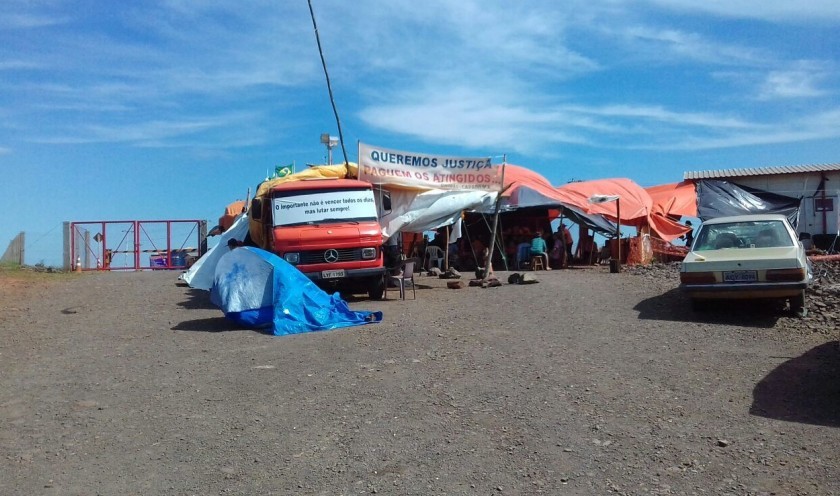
top-left (1, 264), bottom-right (838, 495)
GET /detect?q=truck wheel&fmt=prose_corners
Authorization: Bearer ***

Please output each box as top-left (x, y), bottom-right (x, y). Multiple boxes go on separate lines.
top-left (790, 290), bottom-right (807, 318)
top-left (368, 276), bottom-right (385, 300)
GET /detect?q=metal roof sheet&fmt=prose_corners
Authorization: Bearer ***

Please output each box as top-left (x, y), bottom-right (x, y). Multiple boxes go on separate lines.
top-left (683, 163), bottom-right (840, 180)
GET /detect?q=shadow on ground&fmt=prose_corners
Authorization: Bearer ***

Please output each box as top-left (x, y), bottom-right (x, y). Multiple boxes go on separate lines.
top-left (177, 288), bottom-right (217, 310)
top-left (341, 283), bottom-right (435, 303)
top-left (171, 317), bottom-right (259, 333)
top-left (750, 341), bottom-right (840, 427)
top-left (634, 288), bottom-right (785, 328)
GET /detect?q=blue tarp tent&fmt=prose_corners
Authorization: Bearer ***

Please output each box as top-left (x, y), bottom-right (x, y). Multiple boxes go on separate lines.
top-left (210, 246), bottom-right (382, 335)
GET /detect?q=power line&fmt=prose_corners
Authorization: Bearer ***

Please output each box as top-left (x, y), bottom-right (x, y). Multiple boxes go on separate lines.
top-left (307, 0), bottom-right (349, 166)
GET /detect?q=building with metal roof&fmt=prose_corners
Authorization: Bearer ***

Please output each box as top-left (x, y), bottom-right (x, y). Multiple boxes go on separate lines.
top-left (683, 163), bottom-right (840, 180)
top-left (683, 163), bottom-right (840, 243)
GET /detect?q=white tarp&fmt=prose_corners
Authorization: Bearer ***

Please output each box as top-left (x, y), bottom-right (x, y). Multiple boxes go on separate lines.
top-left (358, 142), bottom-right (502, 192)
top-left (380, 188), bottom-right (495, 238)
top-left (180, 212), bottom-right (250, 290)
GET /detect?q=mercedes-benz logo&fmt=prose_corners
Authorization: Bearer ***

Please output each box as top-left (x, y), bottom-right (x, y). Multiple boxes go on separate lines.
top-left (324, 249), bottom-right (339, 263)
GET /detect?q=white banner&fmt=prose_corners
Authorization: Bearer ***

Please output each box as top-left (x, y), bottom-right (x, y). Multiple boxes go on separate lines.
top-left (272, 190), bottom-right (377, 227)
top-left (358, 142), bottom-right (502, 191)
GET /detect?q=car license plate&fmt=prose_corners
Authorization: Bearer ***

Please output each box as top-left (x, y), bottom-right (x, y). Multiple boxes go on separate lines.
top-left (321, 269), bottom-right (345, 279)
top-left (723, 270), bottom-right (757, 283)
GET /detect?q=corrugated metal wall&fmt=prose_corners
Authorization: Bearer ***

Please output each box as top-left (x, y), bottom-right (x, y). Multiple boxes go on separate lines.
top-left (1, 232), bottom-right (25, 265)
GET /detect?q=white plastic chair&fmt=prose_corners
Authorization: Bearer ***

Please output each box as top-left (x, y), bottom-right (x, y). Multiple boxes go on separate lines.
top-left (424, 246), bottom-right (444, 270)
top-left (385, 261), bottom-right (416, 300)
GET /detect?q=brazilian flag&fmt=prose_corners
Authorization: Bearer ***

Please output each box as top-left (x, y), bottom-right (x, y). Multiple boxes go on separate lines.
top-left (275, 164), bottom-right (294, 178)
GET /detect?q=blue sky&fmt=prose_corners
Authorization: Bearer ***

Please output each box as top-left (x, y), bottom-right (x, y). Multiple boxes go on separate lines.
top-left (2, 0), bottom-right (839, 266)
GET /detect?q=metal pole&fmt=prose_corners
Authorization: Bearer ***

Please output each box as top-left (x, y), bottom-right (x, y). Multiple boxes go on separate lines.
top-left (616, 198), bottom-right (621, 273)
top-left (444, 224), bottom-right (450, 271)
top-left (483, 157), bottom-right (507, 282)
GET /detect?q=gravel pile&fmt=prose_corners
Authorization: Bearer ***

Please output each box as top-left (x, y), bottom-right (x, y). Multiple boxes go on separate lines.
top-left (624, 260), bottom-right (840, 336)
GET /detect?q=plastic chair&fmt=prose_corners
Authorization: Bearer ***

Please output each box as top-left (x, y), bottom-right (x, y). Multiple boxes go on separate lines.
top-left (424, 246), bottom-right (444, 270)
top-left (516, 243), bottom-right (531, 270)
top-left (385, 261), bottom-right (416, 300)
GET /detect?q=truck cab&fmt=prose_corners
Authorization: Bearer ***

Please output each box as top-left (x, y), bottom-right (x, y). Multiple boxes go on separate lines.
top-left (248, 178), bottom-right (386, 299)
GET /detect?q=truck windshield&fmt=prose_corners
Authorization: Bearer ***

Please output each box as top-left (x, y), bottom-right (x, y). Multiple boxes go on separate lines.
top-left (272, 188), bottom-right (379, 227)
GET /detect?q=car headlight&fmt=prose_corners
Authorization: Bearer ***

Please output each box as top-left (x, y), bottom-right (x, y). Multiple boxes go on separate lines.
top-left (361, 247), bottom-right (377, 260)
top-left (284, 252), bottom-right (300, 264)
top-left (680, 271), bottom-right (715, 284)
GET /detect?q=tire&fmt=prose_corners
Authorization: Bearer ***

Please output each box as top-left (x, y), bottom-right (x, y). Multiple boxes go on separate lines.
top-left (368, 276), bottom-right (385, 300)
top-left (790, 290), bottom-right (807, 318)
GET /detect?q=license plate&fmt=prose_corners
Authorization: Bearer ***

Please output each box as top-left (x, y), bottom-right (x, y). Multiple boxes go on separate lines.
top-left (321, 269), bottom-right (345, 279)
top-left (723, 270), bottom-right (757, 283)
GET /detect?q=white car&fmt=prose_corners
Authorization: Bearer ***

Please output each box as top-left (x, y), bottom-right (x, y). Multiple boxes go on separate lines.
top-left (679, 214), bottom-right (812, 317)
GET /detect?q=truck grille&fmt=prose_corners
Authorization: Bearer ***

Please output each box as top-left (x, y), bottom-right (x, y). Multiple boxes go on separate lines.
top-left (299, 248), bottom-right (364, 264)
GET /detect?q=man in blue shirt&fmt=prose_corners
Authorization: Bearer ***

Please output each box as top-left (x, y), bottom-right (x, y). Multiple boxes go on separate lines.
top-left (530, 230), bottom-right (551, 270)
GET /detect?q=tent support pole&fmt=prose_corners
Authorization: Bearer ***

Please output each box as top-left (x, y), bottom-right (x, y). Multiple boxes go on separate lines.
top-left (444, 224), bottom-right (450, 270)
top-left (483, 157), bottom-right (507, 282)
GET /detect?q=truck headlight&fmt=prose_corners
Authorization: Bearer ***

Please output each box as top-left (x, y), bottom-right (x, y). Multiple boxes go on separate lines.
top-left (361, 247), bottom-right (377, 260)
top-left (284, 253), bottom-right (300, 264)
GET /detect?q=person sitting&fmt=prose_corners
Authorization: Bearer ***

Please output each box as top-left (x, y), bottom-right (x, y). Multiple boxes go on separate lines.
top-left (530, 230), bottom-right (551, 270)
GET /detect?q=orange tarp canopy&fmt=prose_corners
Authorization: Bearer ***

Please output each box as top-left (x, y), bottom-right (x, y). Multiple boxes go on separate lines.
top-left (555, 178), bottom-right (651, 224)
top-left (646, 181), bottom-right (697, 218)
top-left (554, 178), bottom-right (690, 242)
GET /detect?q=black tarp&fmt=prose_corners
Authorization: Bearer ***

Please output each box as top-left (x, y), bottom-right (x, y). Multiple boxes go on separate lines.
top-left (475, 185), bottom-right (617, 237)
top-left (556, 203), bottom-right (617, 237)
top-left (696, 180), bottom-right (801, 228)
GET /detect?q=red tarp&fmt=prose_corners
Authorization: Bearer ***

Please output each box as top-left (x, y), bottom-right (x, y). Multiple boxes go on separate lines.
top-left (646, 181), bottom-right (697, 218)
top-left (554, 178), bottom-right (691, 242)
top-left (500, 164), bottom-right (559, 203)
top-left (555, 178), bottom-right (651, 224)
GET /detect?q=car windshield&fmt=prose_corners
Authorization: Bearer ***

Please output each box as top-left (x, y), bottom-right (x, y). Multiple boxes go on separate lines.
top-left (693, 220), bottom-right (794, 251)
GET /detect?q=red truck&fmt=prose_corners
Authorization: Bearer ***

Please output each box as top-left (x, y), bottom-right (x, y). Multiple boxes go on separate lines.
top-left (248, 178), bottom-right (386, 299)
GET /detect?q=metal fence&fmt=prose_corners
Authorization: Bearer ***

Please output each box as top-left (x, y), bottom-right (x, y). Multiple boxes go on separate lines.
top-left (1, 232), bottom-right (25, 265)
top-left (64, 220), bottom-right (208, 271)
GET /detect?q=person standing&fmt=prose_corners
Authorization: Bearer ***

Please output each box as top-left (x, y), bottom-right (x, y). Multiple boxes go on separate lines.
top-left (551, 226), bottom-right (566, 268)
top-left (682, 220), bottom-right (694, 248)
top-left (562, 224), bottom-right (574, 264)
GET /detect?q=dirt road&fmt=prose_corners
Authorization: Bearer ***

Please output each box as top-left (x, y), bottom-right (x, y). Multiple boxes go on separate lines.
top-left (1, 267), bottom-right (838, 495)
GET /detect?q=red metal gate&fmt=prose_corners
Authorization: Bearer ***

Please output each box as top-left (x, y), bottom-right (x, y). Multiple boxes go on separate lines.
top-left (68, 220), bottom-right (207, 271)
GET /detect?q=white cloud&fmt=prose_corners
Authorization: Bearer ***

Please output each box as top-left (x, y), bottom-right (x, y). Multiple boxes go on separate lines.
top-left (28, 111), bottom-right (262, 147)
top-left (758, 67), bottom-right (829, 100)
top-left (563, 104), bottom-right (762, 129)
top-left (360, 84), bottom-right (591, 155)
top-left (641, 0), bottom-right (840, 22)
top-left (611, 25), bottom-right (768, 66)
top-left (0, 13), bottom-right (68, 30)
top-left (2, 0), bottom-right (839, 158)
top-left (0, 60), bottom-right (41, 70)
top-left (0, 146), bottom-right (11, 156)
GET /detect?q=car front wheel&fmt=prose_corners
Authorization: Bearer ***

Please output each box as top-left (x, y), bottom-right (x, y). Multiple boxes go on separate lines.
top-left (790, 290), bottom-right (807, 318)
